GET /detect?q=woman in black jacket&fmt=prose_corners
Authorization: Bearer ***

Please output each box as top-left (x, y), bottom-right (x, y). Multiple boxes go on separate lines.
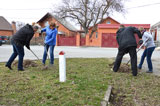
top-left (5, 23), bottom-right (40, 71)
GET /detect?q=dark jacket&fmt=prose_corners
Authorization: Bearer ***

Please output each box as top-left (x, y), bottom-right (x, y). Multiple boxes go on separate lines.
top-left (11, 24), bottom-right (34, 49)
top-left (116, 26), bottom-right (142, 50)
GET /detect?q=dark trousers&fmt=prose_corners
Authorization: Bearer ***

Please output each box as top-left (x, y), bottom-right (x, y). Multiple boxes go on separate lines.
top-left (113, 46), bottom-right (137, 76)
top-left (6, 42), bottom-right (24, 70)
top-left (138, 47), bottom-right (155, 71)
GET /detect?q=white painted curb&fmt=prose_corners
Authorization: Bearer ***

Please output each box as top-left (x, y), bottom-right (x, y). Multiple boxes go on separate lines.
top-left (101, 85), bottom-right (112, 106)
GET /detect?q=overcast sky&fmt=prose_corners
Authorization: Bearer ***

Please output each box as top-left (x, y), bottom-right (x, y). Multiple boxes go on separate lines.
top-left (0, 0), bottom-right (160, 28)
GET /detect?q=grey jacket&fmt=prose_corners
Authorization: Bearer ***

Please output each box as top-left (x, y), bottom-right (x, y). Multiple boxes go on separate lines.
top-left (142, 31), bottom-right (155, 48)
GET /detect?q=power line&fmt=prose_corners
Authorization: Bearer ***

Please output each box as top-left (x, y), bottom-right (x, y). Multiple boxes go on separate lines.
top-left (1, 2), bottom-right (160, 11)
top-left (5, 17), bottom-right (40, 19)
top-left (0, 8), bottom-right (51, 11)
top-left (126, 2), bottom-right (160, 9)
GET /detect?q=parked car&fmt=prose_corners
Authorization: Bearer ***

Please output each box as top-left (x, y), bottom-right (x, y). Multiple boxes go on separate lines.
top-left (0, 35), bottom-right (9, 46)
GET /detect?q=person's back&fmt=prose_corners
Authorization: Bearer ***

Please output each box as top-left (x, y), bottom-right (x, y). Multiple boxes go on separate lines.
top-left (11, 24), bottom-right (34, 47)
top-left (117, 26), bottom-right (142, 50)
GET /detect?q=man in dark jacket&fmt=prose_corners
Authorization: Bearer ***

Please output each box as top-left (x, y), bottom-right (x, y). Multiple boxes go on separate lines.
top-left (113, 25), bottom-right (142, 76)
top-left (5, 24), bottom-right (40, 71)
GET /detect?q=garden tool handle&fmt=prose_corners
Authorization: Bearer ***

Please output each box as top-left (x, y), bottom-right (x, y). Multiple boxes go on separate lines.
top-left (30, 49), bottom-right (41, 63)
top-left (126, 38), bottom-right (149, 65)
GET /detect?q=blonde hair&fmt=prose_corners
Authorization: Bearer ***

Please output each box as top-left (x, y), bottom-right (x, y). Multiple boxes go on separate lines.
top-left (139, 27), bottom-right (144, 32)
top-left (49, 22), bottom-right (56, 27)
top-left (32, 22), bottom-right (36, 26)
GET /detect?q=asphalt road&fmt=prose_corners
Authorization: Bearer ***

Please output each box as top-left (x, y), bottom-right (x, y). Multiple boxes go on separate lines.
top-left (1, 45), bottom-right (160, 61)
top-left (0, 45), bottom-right (160, 75)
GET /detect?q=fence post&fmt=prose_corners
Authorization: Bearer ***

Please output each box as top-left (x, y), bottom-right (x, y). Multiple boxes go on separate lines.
top-left (59, 51), bottom-right (66, 82)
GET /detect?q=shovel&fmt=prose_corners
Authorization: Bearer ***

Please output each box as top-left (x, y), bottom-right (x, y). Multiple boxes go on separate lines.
top-left (41, 33), bottom-right (50, 60)
top-left (29, 49), bottom-right (41, 63)
top-left (126, 38), bottom-right (149, 65)
top-left (30, 49), bottom-right (49, 70)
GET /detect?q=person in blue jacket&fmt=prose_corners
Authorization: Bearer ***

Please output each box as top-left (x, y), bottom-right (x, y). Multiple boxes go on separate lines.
top-left (41, 22), bottom-right (57, 66)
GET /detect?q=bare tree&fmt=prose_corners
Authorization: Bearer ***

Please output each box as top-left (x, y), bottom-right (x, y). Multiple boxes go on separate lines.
top-left (16, 21), bottom-right (25, 31)
top-left (53, 0), bottom-right (126, 37)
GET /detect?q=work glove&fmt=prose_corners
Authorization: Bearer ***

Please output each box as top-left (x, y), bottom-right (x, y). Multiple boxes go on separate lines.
top-left (138, 40), bottom-right (143, 45)
top-left (44, 43), bottom-right (47, 46)
top-left (26, 45), bottom-right (30, 50)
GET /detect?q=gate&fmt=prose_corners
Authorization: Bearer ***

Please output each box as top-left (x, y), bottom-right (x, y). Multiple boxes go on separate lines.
top-left (102, 33), bottom-right (118, 48)
top-left (80, 37), bottom-right (86, 46)
top-left (57, 35), bottom-right (76, 46)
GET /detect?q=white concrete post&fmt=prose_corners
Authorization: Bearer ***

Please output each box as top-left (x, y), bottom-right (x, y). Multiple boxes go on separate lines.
top-left (59, 51), bottom-right (66, 82)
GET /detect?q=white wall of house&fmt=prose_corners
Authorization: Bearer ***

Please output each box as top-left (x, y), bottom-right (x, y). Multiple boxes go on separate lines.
top-left (151, 31), bottom-right (155, 40)
top-left (157, 27), bottom-right (160, 41)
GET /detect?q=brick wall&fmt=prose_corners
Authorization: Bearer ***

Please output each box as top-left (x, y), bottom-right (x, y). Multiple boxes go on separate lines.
top-left (0, 30), bottom-right (13, 36)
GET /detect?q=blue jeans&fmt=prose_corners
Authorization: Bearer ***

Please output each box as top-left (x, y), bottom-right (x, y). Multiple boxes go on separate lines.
top-left (138, 47), bottom-right (155, 71)
top-left (42, 44), bottom-right (55, 65)
top-left (6, 43), bottom-right (24, 70)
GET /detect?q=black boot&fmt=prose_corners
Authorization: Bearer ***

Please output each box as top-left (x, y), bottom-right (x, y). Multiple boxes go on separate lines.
top-left (5, 64), bottom-right (13, 70)
top-left (18, 69), bottom-right (24, 71)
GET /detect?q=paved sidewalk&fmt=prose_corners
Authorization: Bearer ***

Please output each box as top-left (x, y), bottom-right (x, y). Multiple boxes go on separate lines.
top-left (122, 57), bottom-right (160, 76)
top-left (140, 59), bottom-right (160, 76)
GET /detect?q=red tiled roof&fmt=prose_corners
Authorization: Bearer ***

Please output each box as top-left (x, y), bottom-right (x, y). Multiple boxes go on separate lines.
top-left (98, 24), bottom-right (150, 29)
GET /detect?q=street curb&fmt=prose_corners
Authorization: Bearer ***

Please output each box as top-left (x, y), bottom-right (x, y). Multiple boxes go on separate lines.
top-left (155, 47), bottom-right (160, 51)
top-left (101, 85), bottom-right (112, 106)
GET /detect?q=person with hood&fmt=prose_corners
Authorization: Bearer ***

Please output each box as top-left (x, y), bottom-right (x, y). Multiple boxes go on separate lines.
top-left (41, 22), bottom-right (57, 66)
top-left (138, 27), bottom-right (155, 73)
top-left (113, 25), bottom-right (142, 76)
top-left (5, 23), bottom-right (40, 71)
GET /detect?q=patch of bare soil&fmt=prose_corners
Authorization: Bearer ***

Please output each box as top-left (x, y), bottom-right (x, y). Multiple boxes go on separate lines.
top-left (13, 59), bottom-right (38, 68)
top-left (119, 64), bottom-right (131, 73)
top-left (109, 62), bottom-right (131, 73)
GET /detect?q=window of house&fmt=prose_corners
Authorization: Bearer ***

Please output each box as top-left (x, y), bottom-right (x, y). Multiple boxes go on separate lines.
top-left (96, 32), bottom-right (98, 38)
top-left (106, 20), bottom-right (111, 24)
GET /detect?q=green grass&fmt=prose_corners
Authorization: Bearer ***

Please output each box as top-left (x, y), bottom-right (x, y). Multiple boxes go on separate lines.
top-left (0, 58), bottom-right (160, 106)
